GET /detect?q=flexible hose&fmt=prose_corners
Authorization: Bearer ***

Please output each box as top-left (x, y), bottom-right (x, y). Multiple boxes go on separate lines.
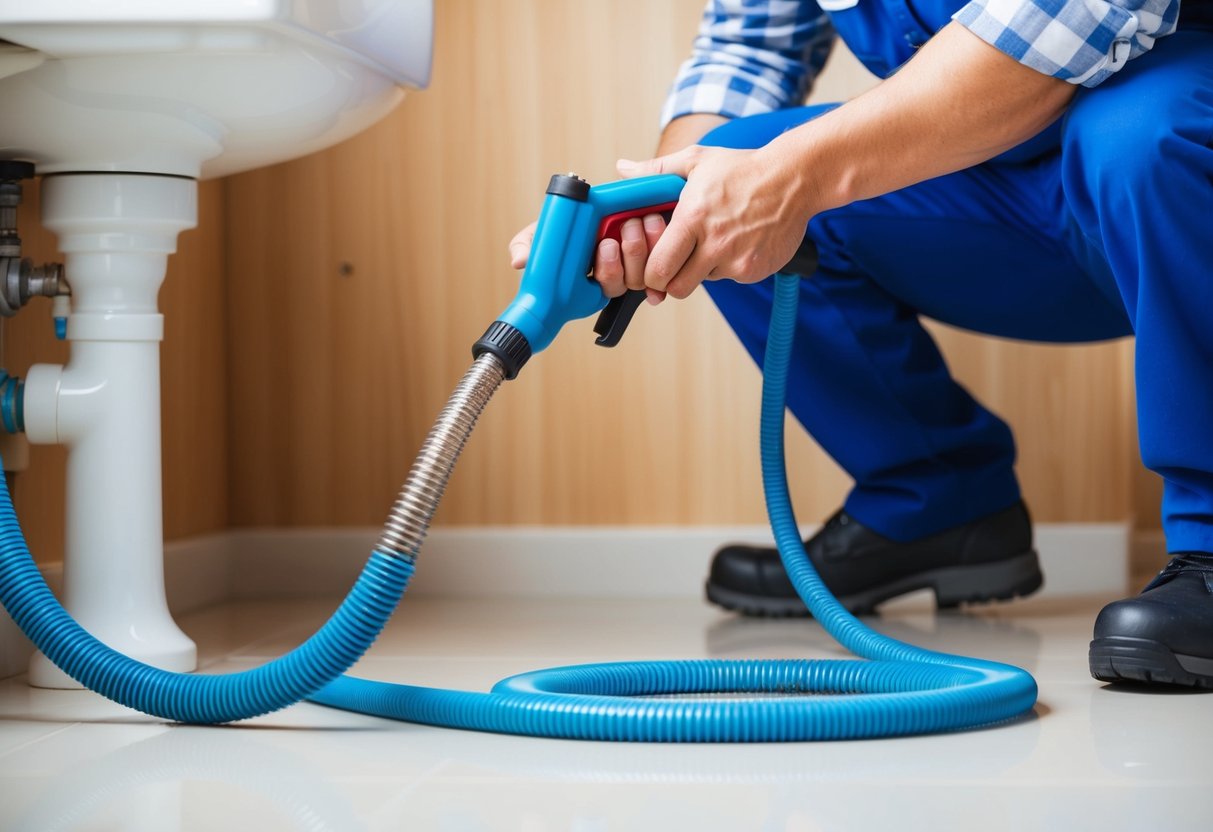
top-left (0, 355), bottom-right (505, 723)
top-left (307, 272), bottom-right (1038, 739)
top-left (0, 273), bottom-right (1037, 738)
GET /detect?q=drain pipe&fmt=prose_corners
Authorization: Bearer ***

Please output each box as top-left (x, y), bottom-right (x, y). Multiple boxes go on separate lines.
top-left (22, 173), bottom-right (197, 688)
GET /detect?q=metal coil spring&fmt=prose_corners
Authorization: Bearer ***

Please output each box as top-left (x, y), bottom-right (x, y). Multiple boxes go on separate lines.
top-left (376, 353), bottom-right (507, 560)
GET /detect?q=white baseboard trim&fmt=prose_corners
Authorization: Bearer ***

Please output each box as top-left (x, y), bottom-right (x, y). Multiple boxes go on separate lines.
top-left (226, 522), bottom-right (1130, 601)
top-left (1, 523), bottom-right (1129, 680)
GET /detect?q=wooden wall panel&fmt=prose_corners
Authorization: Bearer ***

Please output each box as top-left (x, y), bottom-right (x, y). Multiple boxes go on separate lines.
top-left (224, 0), bottom-right (1148, 532)
top-left (0, 0), bottom-right (1161, 574)
top-left (3, 179), bottom-right (228, 563)
top-left (161, 180), bottom-right (230, 540)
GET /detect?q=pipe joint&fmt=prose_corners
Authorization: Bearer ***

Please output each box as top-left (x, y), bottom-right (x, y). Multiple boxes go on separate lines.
top-left (0, 255), bottom-right (69, 317)
top-left (53, 362), bottom-right (113, 445)
top-left (21, 364), bottom-right (64, 445)
top-left (0, 166), bottom-right (68, 319)
top-left (0, 371), bottom-right (24, 434)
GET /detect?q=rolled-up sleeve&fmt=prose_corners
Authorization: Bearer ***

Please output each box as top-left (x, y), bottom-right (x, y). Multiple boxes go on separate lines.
top-left (660, 0), bottom-right (836, 129)
top-left (954, 0), bottom-right (1181, 87)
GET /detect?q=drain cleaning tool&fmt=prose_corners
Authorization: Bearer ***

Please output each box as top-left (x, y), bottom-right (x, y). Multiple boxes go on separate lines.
top-left (0, 173), bottom-right (1037, 738)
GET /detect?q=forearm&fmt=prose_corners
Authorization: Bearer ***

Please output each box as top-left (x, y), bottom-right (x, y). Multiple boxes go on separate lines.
top-left (656, 114), bottom-right (729, 157)
top-left (769, 22), bottom-right (1077, 215)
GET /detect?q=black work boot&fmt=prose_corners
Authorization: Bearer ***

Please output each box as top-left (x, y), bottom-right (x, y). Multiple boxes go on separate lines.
top-left (705, 501), bottom-right (1043, 616)
top-left (1089, 552), bottom-right (1213, 689)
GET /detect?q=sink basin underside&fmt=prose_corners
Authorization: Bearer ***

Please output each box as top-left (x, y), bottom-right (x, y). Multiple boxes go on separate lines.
top-left (0, 31), bottom-right (407, 179)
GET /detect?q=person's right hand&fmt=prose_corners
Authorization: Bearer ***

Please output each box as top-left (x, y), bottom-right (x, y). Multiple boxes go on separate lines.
top-left (508, 212), bottom-right (670, 305)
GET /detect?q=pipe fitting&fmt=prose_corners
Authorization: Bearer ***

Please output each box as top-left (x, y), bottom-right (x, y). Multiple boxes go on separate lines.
top-left (22, 259), bottom-right (66, 302)
top-left (23, 352), bottom-right (127, 448)
top-left (1, 256), bottom-right (68, 316)
top-left (0, 163), bottom-right (68, 318)
top-left (20, 364), bottom-right (63, 445)
top-left (0, 179), bottom-right (23, 256)
top-left (0, 370), bottom-right (24, 434)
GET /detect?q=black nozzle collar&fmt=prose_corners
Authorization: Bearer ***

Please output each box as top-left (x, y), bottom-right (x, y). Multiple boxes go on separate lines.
top-left (472, 321), bottom-right (532, 380)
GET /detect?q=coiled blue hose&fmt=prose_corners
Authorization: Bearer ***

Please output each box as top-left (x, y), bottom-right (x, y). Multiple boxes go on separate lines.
top-left (307, 272), bottom-right (1038, 739)
top-left (0, 271), bottom-right (1037, 738)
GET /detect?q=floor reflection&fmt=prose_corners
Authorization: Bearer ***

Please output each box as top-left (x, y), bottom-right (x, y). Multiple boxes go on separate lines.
top-left (704, 602), bottom-right (1045, 672)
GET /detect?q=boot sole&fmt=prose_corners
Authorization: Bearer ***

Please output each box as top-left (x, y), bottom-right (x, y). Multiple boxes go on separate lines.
top-left (1089, 636), bottom-right (1213, 689)
top-left (705, 550), bottom-right (1044, 617)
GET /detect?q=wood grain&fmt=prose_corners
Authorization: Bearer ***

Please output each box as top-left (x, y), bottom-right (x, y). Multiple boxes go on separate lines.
top-left (223, 0), bottom-right (1151, 533)
top-left (161, 180), bottom-right (230, 540)
top-left (1, 0), bottom-right (1161, 577)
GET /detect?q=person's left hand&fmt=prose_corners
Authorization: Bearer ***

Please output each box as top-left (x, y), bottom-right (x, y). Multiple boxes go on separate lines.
top-left (616, 143), bottom-right (814, 303)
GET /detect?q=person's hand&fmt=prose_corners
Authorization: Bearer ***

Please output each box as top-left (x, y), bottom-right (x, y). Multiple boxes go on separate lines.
top-left (507, 212), bottom-right (670, 304)
top-left (616, 144), bottom-right (814, 302)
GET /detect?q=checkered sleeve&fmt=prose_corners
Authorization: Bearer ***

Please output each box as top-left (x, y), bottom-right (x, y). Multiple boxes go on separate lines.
top-left (660, 0), bottom-right (836, 130)
top-left (954, 0), bottom-right (1181, 87)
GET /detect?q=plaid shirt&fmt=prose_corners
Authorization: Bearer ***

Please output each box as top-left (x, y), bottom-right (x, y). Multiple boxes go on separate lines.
top-left (661, 0), bottom-right (1181, 128)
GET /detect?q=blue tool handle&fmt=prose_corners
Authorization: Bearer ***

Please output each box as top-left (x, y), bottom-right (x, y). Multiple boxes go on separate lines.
top-left (502, 175), bottom-right (685, 353)
top-left (473, 174), bottom-right (685, 378)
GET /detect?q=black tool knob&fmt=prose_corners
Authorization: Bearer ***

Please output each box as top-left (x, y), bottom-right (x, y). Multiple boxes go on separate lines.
top-left (546, 173), bottom-right (590, 202)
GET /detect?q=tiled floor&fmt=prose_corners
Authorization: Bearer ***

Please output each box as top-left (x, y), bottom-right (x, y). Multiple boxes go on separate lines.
top-left (1, 594), bottom-right (1209, 831)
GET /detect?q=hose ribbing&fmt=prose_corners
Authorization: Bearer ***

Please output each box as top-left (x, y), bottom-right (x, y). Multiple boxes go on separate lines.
top-left (0, 355), bottom-right (506, 723)
top-left (1, 277), bottom-right (1038, 739)
top-left (308, 273), bottom-right (1039, 740)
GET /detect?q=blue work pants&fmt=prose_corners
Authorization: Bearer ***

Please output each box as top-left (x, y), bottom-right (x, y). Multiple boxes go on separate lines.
top-left (699, 29), bottom-right (1213, 552)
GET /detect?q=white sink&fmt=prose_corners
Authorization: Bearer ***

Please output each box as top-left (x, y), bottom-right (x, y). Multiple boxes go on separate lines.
top-left (0, 0), bottom-right (432, 178)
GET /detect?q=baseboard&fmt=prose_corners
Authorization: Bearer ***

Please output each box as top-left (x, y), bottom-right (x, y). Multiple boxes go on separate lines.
top-left (1, 523), bottom-right (1130, 680)
top-left (163, 533), bottom-right (236, 615)
top-left (226, 522), bottom-right (1131, 601)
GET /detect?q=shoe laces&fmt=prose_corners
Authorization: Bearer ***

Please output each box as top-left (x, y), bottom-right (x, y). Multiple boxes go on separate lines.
top-left (1146, 552), bottom-right (1213, 591)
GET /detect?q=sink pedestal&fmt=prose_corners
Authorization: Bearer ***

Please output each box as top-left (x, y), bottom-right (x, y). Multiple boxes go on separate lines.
top-left (25, 173), bottom-right (198, 688)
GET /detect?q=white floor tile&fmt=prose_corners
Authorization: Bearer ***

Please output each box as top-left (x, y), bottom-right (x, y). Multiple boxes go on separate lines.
top-left (1, 595), bottom-right (1209, 830)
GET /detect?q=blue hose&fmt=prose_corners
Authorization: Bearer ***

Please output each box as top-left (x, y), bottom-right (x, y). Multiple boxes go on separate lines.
top-left (0, 272), bottom-right (1036, 738)
top-left (306, 272), bottom-right (1038, 739)
top-left (0, 530), bottom-right (413, 723)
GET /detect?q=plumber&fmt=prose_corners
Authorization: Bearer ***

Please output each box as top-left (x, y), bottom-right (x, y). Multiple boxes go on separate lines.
top-left (510, 0), bottom-right (1213, 688)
